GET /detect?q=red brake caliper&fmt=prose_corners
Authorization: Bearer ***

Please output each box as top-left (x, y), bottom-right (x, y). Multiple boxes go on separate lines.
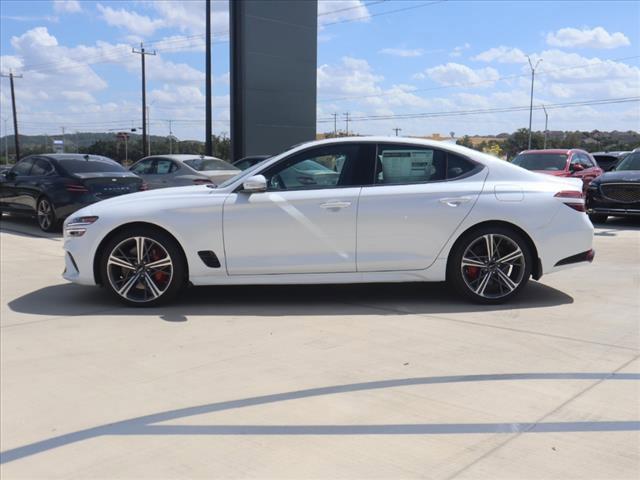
top-left (150, 247), bottom-right (169, 285)
top-left (466, 266), bottom-right (480, 280)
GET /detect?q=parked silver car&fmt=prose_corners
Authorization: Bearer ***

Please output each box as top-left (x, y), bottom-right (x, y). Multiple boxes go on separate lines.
top-left (129, 155), bottom-right (240, 189)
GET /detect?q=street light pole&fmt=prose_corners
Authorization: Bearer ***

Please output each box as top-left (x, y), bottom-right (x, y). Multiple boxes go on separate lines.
top-left (526, 55), bottom-right (542, 150)
top-left (542, 104), bottom-right (549, 149)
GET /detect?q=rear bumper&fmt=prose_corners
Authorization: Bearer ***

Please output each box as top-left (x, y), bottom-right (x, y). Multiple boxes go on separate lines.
top-left (554, 249), bottom-right (595, 267)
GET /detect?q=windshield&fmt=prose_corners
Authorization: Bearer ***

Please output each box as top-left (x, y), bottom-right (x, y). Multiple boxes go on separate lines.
top-left (512, 153), bottom-right (568, 171)
top-left (184, 158), bottom-right (238, 172)
top-left (58, 157), bottom-right (126, 173)
top-left (615, 153), bottom-right (640, 171)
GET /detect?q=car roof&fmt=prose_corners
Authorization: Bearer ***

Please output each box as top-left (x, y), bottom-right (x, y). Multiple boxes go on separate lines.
top-left (518, 149), bottom-right (577, 155)
top-left (135, 154), bottom-right (227, 164)
top-left (39, 154), bottom-right (117, 163)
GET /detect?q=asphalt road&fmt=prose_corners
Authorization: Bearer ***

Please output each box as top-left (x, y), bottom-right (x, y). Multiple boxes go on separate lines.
top-left (1, 213), bottom-right (639, 479)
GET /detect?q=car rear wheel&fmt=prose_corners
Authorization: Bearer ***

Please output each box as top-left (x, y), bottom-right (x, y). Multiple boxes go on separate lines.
top-left (448, 226), bottom-right (532, 304)
top-left (588, 213), bottom-right (608, 224)
top-left (37, 197), bottom-right (58, 232)
top-left (99, 227), bottom-right (186, 306)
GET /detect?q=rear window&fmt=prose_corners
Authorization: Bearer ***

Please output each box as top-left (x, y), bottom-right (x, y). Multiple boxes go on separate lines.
top-left (58, 157), bottom-right (126, 173)
top-left (512, 153), bottom-right (567, 171)
top-left (184, 158), bottom-right (238, 172)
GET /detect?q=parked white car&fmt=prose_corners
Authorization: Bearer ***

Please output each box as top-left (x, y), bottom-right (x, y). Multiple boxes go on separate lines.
top-left (129, 154), bottom-right (239, 188)
top-left (63, 137), bottom-right (594, 306)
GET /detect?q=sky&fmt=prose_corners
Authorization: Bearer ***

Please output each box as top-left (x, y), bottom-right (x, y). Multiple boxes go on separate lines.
top-left (0, 0), bottom-right (639, 141)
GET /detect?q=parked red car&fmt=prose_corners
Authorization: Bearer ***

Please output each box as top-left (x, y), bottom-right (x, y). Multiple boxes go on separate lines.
top-left (511, 149), bottom-right (603, 189)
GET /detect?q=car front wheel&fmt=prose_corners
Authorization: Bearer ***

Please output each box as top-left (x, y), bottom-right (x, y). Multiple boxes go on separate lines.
top-left (99, 227), bottom-right (186, 306)
top-left (448, 226), bottom-right (532, 304)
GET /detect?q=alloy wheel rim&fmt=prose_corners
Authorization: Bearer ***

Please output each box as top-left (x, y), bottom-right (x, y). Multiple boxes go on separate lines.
top-left (460, 234), bottom-right (525, 299)
top-left (107, 236), bottom-right (173, 303)
top-left (37, 200), bottom-right (52, 230)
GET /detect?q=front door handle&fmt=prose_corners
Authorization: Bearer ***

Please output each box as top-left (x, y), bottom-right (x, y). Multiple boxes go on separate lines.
top-left (320, 201), bottom-right (352, 210)
top-left (439, 197), bottom-right (471, 207)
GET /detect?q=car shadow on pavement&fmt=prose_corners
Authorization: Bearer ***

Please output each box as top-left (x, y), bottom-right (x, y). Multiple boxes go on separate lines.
top-left (8, 280), bottom-right (573, 319)
top-left (1, 372), bottom-right (639, 465)
top-left (593, 217), bottom-right (640, 237)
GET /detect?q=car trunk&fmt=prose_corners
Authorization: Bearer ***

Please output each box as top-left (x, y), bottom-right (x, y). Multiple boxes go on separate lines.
top-left (72, 172), bottom-right (142, 198)
top-left (201, 169), bottom-right (240, 185)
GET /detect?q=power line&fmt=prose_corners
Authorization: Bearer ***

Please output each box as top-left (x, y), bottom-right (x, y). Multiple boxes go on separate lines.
top-left (323, 0), bottom-right (447, 27)
top-left (316, 96), bottom-right (640, 123)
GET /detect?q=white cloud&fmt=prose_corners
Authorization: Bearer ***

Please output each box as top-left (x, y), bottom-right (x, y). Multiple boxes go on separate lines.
top-left (53, 0), bottom-right (81, 13)
top-left (96, 3), bottom-right (164, 36)
top-left (151, 0), bottom-right (229, 35)
top-left (61, 91), bottom-right (96, 103)
top-left (450, 43), bottom-right (471, 58)
top-left (546, 26), bottom-right (631, 49)
top-left (473, 46), bottom-right (527, 63)
top-left (379, 48), bottom-right (424, 57)
top-left (421, 63), bottom-right (500, 87)
top-left (318, 56), bottom-right (383, 98)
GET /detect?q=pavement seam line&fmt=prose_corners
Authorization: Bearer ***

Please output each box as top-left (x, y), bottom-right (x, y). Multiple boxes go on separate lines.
top-left (342, 301), bottom-right (640, 352)
top-left (445, 352), bottom-right (640, 480)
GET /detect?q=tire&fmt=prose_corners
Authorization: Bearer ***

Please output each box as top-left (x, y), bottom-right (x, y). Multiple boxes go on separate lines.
top-left (588, 213), bottom-right (608, 224)
top-left (447, 225), bottom-right (533, 304)
top-left (99, 226), bottom-right (186, 307)
top-left (36, 197), bottom-right (58, 232)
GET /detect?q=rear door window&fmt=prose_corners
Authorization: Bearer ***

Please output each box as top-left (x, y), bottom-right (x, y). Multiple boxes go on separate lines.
top-left (155, 159), bottom-right (177, 174)
top-left (31, 158), bottom-right (55, 176)
top-left (11, 158), bottom-right (34, 176)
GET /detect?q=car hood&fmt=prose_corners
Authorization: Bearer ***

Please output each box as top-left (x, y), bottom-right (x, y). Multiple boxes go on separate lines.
top-left (594, 170), bottom-right (640, 183)
top-left (72, 185), bottom-right (225, 216)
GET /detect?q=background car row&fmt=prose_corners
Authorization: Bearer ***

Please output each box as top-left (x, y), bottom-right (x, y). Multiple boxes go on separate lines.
top-left (0, 153), bottom-right (238, 231)
top-left (1, 147), bottom-right (637, 232)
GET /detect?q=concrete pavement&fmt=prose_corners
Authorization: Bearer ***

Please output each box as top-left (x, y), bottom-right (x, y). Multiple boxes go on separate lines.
top-left (1, 214), bottom-right (639, 479)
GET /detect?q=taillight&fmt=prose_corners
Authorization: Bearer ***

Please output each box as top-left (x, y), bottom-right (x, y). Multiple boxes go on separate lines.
top-left (193, 178), bottom-right (213, 185)
top-left (139, 182), bottom-right (149, 191)
top-left (65, 183), bottom-right (88, 193)
top-left (554, 190), bottom-right (585, 212)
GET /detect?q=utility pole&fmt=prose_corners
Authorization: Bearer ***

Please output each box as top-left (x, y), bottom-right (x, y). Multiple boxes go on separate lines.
top-left (205, 0), bottom-right (213, 155)
top-left (393, 127), bottom-right (402, 136)
top-left (332, 113), bottom-right (338, 137)
top-left (3, 117), bottom-right (8, 165)
top-left (168, 120), bottom-right (173, 154)
top-left (1, 71), bottom-right (23, 161)
top-left (146, 106), bottom-right (151, 155)
top-left (132, 43), bottom-right (156, 157)
top-left (61, 126), bottom-right (65, 153)
top-left (542, 104), bottom-right (549, 149)
top-left (526, 55), bottom-right (542, 150)
top-left (344, 112), bottom-right (350, 136)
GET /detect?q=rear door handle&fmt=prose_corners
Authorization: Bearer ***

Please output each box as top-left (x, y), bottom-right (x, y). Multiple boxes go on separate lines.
top-left (439, 197), bottom-right (471, 207)
top-left (320, 201), bottom-right (352, 210)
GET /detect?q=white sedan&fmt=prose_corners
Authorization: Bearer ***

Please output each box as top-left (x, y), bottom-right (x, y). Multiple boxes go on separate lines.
top-left (62, 137), bottom-right (594, 306)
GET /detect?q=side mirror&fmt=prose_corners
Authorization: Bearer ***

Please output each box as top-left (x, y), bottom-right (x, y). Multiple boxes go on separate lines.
top-left (572, 163), bottom-right (585, 172)
top-left (242, 174), bottom-right (267, 193)
top-left (2, 170), bottom-right (15, 180)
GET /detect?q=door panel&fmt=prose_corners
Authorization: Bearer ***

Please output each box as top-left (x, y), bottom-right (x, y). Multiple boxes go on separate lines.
top-left (223, 188), bottom-right (360, 274)
top-left (357, 144), bottom-right (487, 272)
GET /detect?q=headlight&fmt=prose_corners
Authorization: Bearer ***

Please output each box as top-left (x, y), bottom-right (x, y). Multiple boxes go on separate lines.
top-left (65, 216), bottom-right (99, 237)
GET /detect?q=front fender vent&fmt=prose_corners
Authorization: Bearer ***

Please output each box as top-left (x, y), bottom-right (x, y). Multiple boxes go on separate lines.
top-left (198, 250), bottom-right (221, 268)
